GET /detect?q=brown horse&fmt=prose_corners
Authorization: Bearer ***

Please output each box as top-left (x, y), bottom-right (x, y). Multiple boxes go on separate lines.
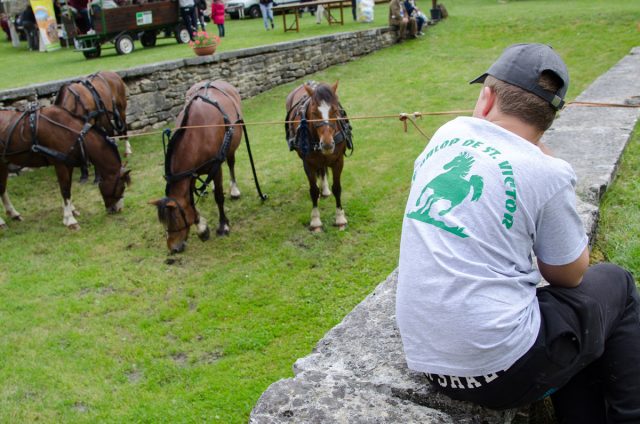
top-left (150, 80), bottom-right (244, 254)
top-left (0, 104), bottom-right (131, 229)
top-left (54, 71), bottom-right (130, 181)
top-left (285, 81), bottom-right (353, 232)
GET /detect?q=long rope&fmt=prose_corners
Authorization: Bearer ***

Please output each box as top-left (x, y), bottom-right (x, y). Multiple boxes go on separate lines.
top-left (106, 100), bottom-right (640, 142)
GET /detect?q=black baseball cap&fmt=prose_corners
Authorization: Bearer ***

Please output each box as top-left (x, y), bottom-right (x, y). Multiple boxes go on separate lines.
top-left (470, 43), bottom-right (569, 110)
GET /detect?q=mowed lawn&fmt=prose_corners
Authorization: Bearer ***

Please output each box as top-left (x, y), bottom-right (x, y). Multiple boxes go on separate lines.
top-left (0, 1), bottom-right (639, 423)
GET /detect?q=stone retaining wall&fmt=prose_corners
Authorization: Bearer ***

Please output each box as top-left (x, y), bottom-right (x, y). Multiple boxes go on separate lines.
top-left (249, 47), bottom-right (640, 424)
top-left (0, 27), bottom-right (394, 130)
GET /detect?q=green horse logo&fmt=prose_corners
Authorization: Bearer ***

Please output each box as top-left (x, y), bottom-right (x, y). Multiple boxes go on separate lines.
top-left (407, 152), bottom-right (484, 237)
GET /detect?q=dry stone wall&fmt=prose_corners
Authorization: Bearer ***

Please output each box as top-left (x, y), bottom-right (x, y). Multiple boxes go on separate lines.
top-left (0, 27), bottom-right (395, 130)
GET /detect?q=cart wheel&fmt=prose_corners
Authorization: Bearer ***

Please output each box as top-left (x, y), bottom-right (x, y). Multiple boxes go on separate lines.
top-left (115, 34), bottom-right (135, 55)
top-left (83, 44), bottom-right (101, 59)
top-left (141, 31), bottom-right (157, 47)
top-left (248, 5), bottom-right (261, 18)
top-left (175, 25), bottom-right (191, 44)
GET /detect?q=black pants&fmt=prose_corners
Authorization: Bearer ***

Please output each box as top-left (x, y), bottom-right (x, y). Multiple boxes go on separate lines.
top-left (180, 6), bottom-right (197, 40)
top-left (430, 263), bottom-right (640, 423)
top-left (217, 24), bottom-right (224, 37)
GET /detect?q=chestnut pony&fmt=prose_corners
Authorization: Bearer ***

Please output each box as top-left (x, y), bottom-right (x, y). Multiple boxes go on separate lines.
top-left (285, 81), bottom-right (353, 232)
top-left (54, 71), bottom-right (130, 182)
top-left (151, 81), bottom-right (245, 254)
top-left (0, 104), bottom-right (131, 229)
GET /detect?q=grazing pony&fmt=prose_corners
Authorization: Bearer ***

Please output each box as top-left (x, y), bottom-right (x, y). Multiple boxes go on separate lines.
top-left (0, 104), bottom-right (131, 229)
top-left (151, 80), bottom-right (244, 254)
top-left (285, 81), bottom-right (352, 232)
top-left (54, 71), bottom-right (130, 182)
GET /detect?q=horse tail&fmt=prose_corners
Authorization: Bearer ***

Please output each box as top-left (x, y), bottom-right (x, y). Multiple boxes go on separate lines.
top-left (469, 175), bottom-right (484, 202)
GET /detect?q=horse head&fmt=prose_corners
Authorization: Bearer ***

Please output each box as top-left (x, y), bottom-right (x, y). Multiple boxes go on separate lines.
top-left (443, 152), bottom-right (474, 177)
top-left (150, 196), bottom-right (200, 254)
top-left (100, 165), bottom-right (131, 213)
top-left (304, 81), bottom-right (340, 155)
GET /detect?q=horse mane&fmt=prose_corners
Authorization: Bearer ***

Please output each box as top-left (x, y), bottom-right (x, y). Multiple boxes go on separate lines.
top-left (455, 152), bottom-right (475, 177)
top-left (155, 198), bottom-right (171, 225)
top-left (310, 84), bottom-right (338, 106)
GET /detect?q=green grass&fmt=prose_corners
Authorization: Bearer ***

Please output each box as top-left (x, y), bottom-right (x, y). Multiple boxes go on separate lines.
top-left (0, 4), bottom-right (390, 90)
top-left (0, 0), bottom-right (639, 422)
top-left (592, 122), bottom-right (640, 277)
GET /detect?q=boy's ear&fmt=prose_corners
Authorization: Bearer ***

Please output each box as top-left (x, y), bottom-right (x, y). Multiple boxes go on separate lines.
top-left (480, 86), bottom-right (496, 117)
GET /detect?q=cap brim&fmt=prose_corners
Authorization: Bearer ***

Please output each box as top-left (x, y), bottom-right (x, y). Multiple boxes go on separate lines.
top-left (469, 73), bottom-right (488, 85)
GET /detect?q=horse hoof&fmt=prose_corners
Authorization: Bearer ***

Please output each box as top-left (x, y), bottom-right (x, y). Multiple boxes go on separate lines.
top-left (198, 227), bottom-right (211, 241)
top-left (11, 215), bottom-right (23, 221)
top-left (230, 194), bottom-right (241, 201)
top-left (79, 178), bottom-right (88, 184)
top-left (67, 223), bottom-right (81, 231)
top-left (0, 223), bottom-right (7, 230)
top-left (309, 226), bottom-right (323, 233)
top-left (336, 224), bottom-right (347, 231)
top-left (216, 225), bottom-right (230, 236)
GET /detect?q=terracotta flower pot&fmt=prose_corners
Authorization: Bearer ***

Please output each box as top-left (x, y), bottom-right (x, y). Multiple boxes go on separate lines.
top-left (193, 45), bottom-right (217, 56)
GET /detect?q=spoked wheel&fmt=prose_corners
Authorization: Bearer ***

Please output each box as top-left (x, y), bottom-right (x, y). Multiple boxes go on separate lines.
top-left (175, 25), bottom-right (191, 44)
top-left (83, 44), bottom-right (102, 59)
top-left (115, 34), bottom-right (135, 55)
top-left (140, 31), bottom-right (157, 47)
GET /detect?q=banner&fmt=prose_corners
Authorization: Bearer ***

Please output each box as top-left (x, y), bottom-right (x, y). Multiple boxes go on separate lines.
top-left (30, 0), bottom-right (61, 51)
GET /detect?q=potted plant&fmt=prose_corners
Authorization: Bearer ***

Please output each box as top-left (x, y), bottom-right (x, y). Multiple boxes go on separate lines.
top-left (189, 31), bottom-right (220, 56)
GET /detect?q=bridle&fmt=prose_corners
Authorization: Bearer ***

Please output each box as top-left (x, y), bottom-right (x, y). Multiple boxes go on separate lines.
top-left (161, 197), bottom-right (191, 234)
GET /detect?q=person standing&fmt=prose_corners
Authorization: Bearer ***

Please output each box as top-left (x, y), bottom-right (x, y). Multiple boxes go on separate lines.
top-left (179, 0), bottom-right (198, 40)
top-left (396, 43), bottom-right (640, 422)
top-left (259, 0), bottom-right (274, 30)
top-left (196, 0), bottom-right (207, 31)
top-left (211, 0), bottom-right (225, 37)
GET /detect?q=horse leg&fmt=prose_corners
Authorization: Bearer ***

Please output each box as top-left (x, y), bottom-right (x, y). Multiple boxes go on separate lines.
top-left (0, 164), bottom-right (22, 226)
top-left (195, 210), bottom-right (210, 241)
top-left (307, 164), bottom-right (322, 232)
top-left (93, 165), bottom-right (101, 185)
top-left (213, 170), bottom-right (230, 236)
top-left (79, 163), bottom-right (89, 184)
top-left (227, 153), bottom-right (241, 200)
top-left (319, 167), bottom-right (331, 198)
top-left (54, 164), bottom-right (80, 230)
top-left (331, 159), bottom-right (347, 230)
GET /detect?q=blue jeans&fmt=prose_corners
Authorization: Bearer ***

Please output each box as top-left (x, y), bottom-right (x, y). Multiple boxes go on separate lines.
top-left (259, 3), bottom-right (273, 29)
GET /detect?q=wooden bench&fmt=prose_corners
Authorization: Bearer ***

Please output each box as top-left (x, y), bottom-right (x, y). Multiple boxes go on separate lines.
top-left (272, 0), bottom-right (352, 33)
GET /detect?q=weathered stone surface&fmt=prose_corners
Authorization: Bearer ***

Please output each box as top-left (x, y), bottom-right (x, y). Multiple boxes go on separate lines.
top-left (250, 47), bottom-right (640, 424)
top-left (0, 28), bottom-right (395, 131)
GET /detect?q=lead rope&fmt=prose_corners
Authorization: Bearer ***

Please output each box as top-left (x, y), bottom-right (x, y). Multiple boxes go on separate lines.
top-left (241, 121), bottom-right (268, 201)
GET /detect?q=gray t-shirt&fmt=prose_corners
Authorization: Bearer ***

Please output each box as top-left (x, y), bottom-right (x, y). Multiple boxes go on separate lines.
top-left (396, 117), bottom-right (588, 377)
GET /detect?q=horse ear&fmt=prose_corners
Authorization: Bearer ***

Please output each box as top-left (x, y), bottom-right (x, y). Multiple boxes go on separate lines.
top-left (303, 83), bottom-right (314, 97)
top-left (331, 80), bottom-right (339, 94)
top-left (148, 199), bottom-right (162, 206)
top-left (165, 199), bottom-right (177, 208)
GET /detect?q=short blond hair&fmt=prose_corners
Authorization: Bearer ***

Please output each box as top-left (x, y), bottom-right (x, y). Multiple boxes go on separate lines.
top-left (485, 72), bottom-right (563, 132)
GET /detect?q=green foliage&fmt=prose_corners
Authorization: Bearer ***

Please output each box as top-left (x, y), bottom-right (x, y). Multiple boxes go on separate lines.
top-left (592, 123), bottom-right (640, 280)
top-left (0, 0), bottom-right (638, 422)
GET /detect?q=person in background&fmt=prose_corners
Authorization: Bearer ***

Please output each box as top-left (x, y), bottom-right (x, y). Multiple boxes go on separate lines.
top-left (19, 5), bottom-right (39, 50)
top-left (388, 0), bottom-right (416, 42)
top-left (179, 0), bottom-right (198, 40)
top-left (396, 43), bottom-right (640, 423)
top-left (1, 13), bottom-right (11, 41)
top-left (403, 0), bottom-right (424, 36)
top-left (68, 0), bottom-right (92, 33)
top-left (211, 0), bottom-right (225, 37)
top-left (259, 0), bottom-right (274, 30)
top-left (196, 0), bottom-right (207, 31)
top-left (350, 0), bottom-right (356, 20)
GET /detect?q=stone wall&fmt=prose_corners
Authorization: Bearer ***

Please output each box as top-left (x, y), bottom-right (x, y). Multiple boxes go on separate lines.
top-left (0, 27), bottom-right (395, 130)
top-left (249, 47), bottom-right (640, 424)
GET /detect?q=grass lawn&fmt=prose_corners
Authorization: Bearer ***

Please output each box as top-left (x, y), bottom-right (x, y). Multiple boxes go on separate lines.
top-left (0, 0), bottom-right (639, 423)
top-left (0, 3), bottom-right (390, 90)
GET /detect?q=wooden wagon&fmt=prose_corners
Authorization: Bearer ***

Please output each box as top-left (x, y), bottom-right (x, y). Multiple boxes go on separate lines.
top-left (74, 0), bottom-right (191, 59)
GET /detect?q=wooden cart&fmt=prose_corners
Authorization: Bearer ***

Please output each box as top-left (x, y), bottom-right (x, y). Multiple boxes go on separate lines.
top-left (74, 0), bottom-right (191, 59)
